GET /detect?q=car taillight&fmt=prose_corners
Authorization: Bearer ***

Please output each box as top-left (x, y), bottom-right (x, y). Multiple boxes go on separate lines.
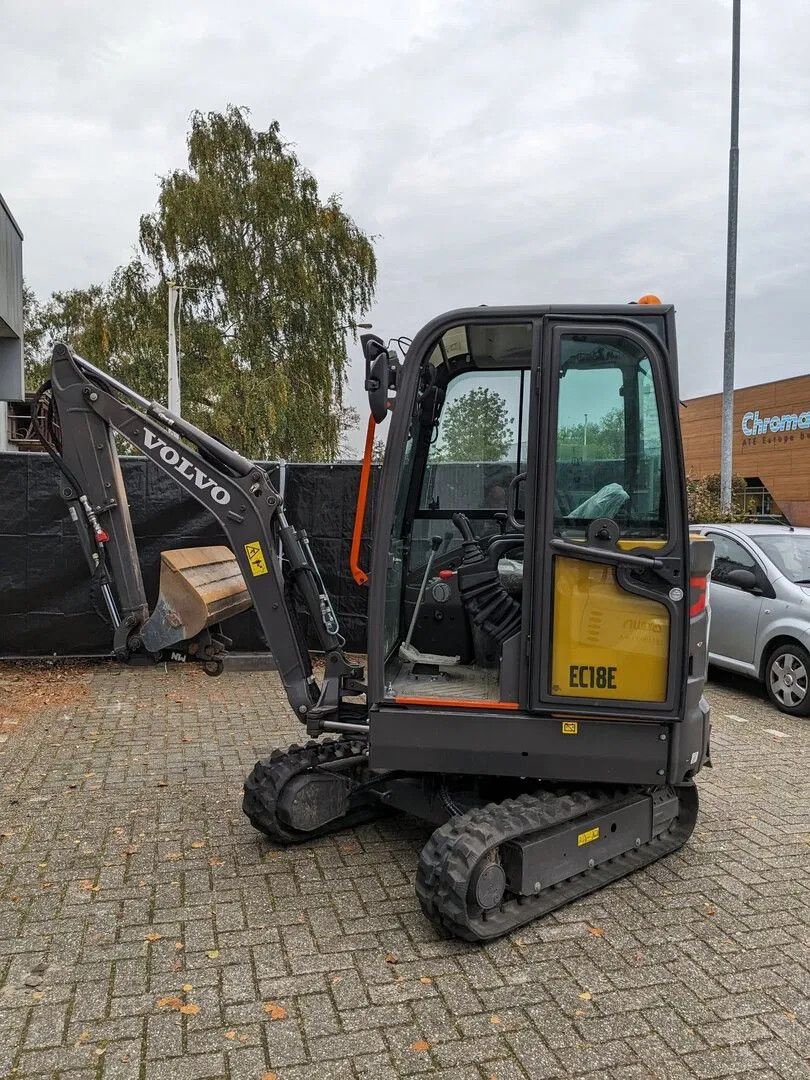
top-left (689, 575), bottom-right (708, 617)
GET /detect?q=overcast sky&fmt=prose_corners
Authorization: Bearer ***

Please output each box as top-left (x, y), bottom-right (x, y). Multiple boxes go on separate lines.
top-left (3, 0), bottom-right (809, 453)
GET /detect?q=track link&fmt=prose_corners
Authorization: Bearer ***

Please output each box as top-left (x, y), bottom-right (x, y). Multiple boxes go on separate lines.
top-left (415, 782), bottom-right (698, 941)
top-left (243, 738), bottom-right (381, 844)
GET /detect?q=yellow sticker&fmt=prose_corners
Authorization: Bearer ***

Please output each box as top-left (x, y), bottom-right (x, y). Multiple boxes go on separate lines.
top-left (244, 541), bottom-right (268, 577)
top-left (561, 721), bottom-right (578, 735)
top-left (577, 827), bottom-right (599, 847)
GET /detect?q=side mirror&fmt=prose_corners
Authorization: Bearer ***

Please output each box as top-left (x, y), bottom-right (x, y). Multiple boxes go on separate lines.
top-left (362, 333), bottom-right (397, 424)
top-left (726, 568), bottom-right (758, 591)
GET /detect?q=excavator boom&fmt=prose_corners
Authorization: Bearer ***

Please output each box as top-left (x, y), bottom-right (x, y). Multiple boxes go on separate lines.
top-left (41, 342), bottom-right (362, 728)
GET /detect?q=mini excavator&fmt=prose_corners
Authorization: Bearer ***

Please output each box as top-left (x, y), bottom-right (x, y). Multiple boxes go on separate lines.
top-left (37, 301), bottom-right (714, 940)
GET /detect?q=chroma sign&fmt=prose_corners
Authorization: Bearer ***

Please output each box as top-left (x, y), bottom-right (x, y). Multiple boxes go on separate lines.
top-left (741, 409), bottom-right (810, 436)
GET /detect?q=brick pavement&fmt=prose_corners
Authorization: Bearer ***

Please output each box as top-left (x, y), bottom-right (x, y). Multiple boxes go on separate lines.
top-left (0, 662), bottom-right (807, 1080)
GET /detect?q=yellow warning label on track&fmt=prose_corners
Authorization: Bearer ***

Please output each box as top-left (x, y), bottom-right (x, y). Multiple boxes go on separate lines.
top-left (561, 721), bottom-right (578, 735)
top-left (577, 827), bottom-right (599, 847)
top-left (244, 541), bottom-right (268, 577)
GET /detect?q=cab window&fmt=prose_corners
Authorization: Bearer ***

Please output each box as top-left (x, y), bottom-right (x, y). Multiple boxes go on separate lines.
top-left (554, 336), bottom-right (666, 540)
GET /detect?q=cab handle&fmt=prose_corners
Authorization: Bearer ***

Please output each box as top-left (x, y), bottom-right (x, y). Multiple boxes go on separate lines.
top-left (549, 537), bottom-right (664, 571)
top-left (506, 472), bottom-right (526, 531)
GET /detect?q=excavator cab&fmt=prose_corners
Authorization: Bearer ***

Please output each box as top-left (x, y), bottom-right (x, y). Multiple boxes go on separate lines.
top-left (364, 308), bottom-right (712, 789)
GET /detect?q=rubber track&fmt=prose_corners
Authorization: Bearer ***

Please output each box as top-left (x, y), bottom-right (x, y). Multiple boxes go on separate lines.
top-left (242, 738), bottom-right (380, 845)
top-left (415, 783), bottom-right (699, 941)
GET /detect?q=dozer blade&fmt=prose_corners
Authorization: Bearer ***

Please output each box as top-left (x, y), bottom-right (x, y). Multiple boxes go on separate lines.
top-left (139, 546), bottom-right (251, 653)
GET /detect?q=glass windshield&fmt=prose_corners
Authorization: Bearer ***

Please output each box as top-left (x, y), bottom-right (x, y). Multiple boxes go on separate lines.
top-left (752, 534), bottom-right (810, 583)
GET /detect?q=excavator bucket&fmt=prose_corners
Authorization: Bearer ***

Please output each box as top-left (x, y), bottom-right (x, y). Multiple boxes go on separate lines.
top-left (139, 546), bottom-right (251, 653)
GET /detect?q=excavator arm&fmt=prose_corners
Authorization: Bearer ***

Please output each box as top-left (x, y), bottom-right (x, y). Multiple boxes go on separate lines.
top-left (40, 342), bottom-right (364, 734)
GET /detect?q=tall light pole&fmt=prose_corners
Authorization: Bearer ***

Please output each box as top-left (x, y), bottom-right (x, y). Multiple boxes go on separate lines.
top-left (167, 281), bottom-right (180, 416)
top-left (720, 0), bottom-right (741, 510)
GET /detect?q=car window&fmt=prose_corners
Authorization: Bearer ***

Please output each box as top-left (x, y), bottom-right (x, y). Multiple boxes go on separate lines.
top-left (751, 534), bottom-right (810, 583)
top-left (708, 533), bottom-right (759, 586)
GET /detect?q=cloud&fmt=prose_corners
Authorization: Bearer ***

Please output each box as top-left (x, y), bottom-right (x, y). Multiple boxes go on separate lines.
top-left (2, 0), bottom-right (808, 451)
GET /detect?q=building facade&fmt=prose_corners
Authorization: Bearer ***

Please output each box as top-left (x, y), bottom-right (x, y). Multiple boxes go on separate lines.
top-left (0, 191), bottom-right (24, 452)
top-left (680, 375), bottom-right (810, 526)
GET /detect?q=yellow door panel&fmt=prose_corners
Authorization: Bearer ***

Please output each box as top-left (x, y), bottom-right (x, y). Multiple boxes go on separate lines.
top-left (551, 556), bottom-right (669, 702)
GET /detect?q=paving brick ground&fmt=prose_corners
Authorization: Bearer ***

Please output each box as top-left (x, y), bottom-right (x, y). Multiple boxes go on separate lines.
top-left (0, 662), bottom-right (807, 1080)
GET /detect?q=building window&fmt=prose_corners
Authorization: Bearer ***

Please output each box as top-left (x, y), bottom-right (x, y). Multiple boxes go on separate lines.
top-left (742, 477), bottom-right (781, 521)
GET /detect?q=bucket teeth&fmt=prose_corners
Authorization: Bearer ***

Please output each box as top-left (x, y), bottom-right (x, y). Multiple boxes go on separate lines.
top-left (139, 546), bottom-right (251, 653)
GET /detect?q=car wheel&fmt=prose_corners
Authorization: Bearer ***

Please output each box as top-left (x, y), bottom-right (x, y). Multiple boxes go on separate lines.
top-left (765, 643), bottom-right (810, 716)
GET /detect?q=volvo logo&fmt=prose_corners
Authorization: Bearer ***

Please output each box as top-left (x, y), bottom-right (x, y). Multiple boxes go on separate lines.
top-left (142, 429), bottom-right (231, 505)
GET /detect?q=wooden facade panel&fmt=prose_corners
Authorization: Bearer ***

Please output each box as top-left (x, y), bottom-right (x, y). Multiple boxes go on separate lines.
top-left (680, 374), bottom-right (810, 526)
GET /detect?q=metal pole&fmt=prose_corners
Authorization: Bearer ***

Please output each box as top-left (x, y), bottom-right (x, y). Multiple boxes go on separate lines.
top-left (720, 0), bottom-right (741, 510)
top-left (167, 282), bottom-right (180, 416)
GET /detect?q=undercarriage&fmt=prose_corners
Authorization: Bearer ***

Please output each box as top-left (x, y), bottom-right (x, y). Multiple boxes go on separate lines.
top-left (243, 738), bottom-right (699, 941)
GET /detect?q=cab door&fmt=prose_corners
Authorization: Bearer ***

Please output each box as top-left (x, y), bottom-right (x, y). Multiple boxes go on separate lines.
top-left (527, 321), bottom-right (688, 714)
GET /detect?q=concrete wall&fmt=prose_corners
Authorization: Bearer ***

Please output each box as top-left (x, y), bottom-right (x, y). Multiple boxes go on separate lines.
top-left (0, 192), bottom-right (24, 403)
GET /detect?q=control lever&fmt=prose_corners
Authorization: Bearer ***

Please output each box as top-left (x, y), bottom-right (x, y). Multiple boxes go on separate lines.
top-left (399, 535), bottom-right (460, 668)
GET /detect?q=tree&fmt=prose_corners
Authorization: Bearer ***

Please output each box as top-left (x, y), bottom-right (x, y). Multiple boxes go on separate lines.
top-left (687, 473), bottom-right (749, 523)
top-left (558, 406), bottom-right (625, 461)
top-left (25, 106), bottom-right (376, 462)
top-left (138, 106), bottom-right (375, 459)
top-left (433, 388), bottom-right (513, 462)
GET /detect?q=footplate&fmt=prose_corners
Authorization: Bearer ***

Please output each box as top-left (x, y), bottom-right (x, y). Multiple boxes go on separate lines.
top-left (501, 789), bottom-right (679, 895)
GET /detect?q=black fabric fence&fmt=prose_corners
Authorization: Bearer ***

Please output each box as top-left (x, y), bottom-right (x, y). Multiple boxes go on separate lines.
top-left (0, 452), bottom-right (378, 656)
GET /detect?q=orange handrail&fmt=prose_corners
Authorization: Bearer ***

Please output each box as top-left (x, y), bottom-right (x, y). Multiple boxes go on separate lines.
top-left (350, 414), bottom-right (376, 585)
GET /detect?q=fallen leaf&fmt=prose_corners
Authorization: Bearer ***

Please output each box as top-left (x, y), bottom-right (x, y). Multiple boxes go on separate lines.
top-left (490, 1014), bottom-right (502, 1025)
top-left (587, 926), bottom-right (605, 937)
top-left (574, 1008), bottom-right (586, 1018)
top-left (179, 1003), bottom-right (200, 1015)
top-left (190, 841), bottom-right (206, 849)
top-left (79, 880), bottom-right (101, 892)
top-left (208, 858), bottom-right (224, 867)
top-left (165, 852), bottom-right (182, 861)
top-left (175, 942), bottom-right (184, 951)
top-left (784, 1011), bottom-right (797, 1022)
top-left (144, 932), bottom-right (162, 943)
top-left (419, 977), bottom-right (433, 985)
top-left (205, 949), bottom-right (220, 959)
top-left (224, 1030), bottom-right (237, 1040)
top-left (76, 1031), bottom-right (91, 1044)
top-left (578, 990), bottom-right (592, 1001)
top-left (409, 1039), bottom-right (430, 1053)
top-left (261, 1073), bottom-right (279, 1080)
top-left (94, 1047), bottom-right (106, 1056)
top-left (157, 996), bottom-right (184, 1011)
top-left (263, 1002), bottom-right (287, 1020)
top-left (182, 983), bottom-right (193, 992)
top-left (514, 938), bottom-right (528, 949)
top-left (384, 952), bottom-right (398, 965)
top-left (330, 976), bottom-right (342, 985)
top-left (31, 991), bottom-right (44, 1000)
top-left (704, 904), bottom-right (718, 916)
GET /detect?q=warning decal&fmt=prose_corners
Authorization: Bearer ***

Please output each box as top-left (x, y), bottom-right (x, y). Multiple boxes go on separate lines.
top-left (561, 721), bottom-right (578, 735)
top-left (577, 827), bottom-right (599, 847)
top-left (244, 541), bottom-right (268, 577)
